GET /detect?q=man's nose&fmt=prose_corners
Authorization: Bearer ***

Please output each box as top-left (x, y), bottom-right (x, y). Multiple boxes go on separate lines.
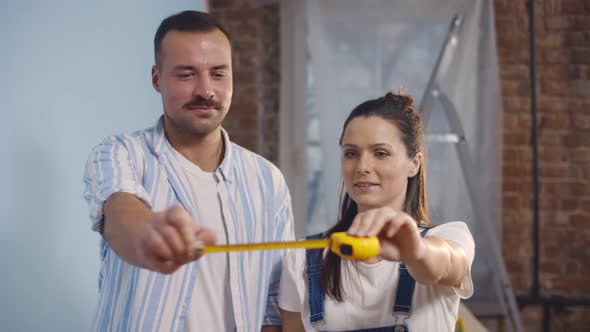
top-left (193, 76), bottom-right (215, 99)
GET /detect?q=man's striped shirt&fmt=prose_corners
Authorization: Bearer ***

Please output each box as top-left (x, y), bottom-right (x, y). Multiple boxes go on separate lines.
top-left (83, 117), bottom-right (294, 331)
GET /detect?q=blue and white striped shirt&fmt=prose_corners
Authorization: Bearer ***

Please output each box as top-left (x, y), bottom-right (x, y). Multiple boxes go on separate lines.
top-left (83, 117), bottom-right (295, 331)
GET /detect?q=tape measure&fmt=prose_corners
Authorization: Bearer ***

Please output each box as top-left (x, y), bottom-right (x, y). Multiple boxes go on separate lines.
top-left (193, 232), bottom-right (380, 260)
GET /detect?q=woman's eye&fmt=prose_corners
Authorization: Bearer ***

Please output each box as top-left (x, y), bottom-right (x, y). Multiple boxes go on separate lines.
top-left (375, 150), bottom-right (389, 158)
top-left (343, 151), bottom-right (357, 158)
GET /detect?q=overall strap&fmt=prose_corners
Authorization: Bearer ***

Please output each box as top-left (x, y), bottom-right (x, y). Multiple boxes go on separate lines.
top-left (305, 233), bottom-right (326, 326)
top-left (305, 227), bottom-right (432, 332)
top-left (391, 227), bottom-right (430, 330)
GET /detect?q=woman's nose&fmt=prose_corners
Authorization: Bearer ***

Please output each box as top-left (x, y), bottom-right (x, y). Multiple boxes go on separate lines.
top-left (356, 157), bottom-right (371, 175)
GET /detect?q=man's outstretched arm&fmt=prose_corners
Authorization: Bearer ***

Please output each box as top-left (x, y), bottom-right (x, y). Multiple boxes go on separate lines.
top-left (103, 192), bottom-right (216, 274)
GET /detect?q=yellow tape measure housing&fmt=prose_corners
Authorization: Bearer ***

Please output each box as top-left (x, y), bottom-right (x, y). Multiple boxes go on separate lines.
top-left (330, 232), bottom-right (380, 260)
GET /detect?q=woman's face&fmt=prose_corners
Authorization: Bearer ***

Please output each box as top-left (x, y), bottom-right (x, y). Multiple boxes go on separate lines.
top-left (340, 116), bottom-right (420, 213)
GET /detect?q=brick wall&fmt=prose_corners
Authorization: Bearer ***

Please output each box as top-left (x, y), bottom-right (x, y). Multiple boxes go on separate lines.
top-left (210, 0), bottom-right (280, 164)
top-left (211, 0), bottom-right (590, 329)
top-left (496, 0), bottom-right (590, 330)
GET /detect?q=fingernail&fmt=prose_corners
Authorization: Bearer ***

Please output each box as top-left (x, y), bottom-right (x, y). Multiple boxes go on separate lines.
top-left (190, 242), bottom-right (204, 254)
top-left (347, 228), bottom-right (357, 235)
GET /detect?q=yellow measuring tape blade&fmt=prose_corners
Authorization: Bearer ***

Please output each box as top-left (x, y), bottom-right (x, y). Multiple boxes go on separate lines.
top-left (192, 232), bottom-right (380, 260)
top-left (197, 238), bottom-right (331, 254)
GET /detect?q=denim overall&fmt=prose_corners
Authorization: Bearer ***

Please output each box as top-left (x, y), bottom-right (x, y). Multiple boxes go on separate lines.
top-left (305, 228), bottom-right (430, 332)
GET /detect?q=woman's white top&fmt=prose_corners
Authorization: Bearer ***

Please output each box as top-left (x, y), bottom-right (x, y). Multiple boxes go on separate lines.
top-left (279, 222), bottom-right (475, 332)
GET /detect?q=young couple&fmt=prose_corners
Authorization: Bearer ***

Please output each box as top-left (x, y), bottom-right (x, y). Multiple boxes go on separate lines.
top-left (83, 10), bottom-right (474, 332)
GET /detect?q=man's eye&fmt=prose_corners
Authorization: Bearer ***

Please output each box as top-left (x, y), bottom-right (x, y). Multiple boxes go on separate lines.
top-left (212, 72), bottom-right (226, 78)
top-left (177, 73), bottom-right (193, 79)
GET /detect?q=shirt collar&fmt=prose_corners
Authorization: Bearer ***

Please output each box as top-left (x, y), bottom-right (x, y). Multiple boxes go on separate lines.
top-left (152, 115), bottom-right (234, 183)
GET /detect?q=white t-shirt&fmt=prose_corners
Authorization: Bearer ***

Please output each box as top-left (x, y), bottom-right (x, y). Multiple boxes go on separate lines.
top-left (170, 149), bottom-right (236, 332)
top-left (279, 222), bottom-right (475, 332)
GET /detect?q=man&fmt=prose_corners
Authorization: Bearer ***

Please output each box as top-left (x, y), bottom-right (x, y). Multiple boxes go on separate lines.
top-left (83, 10), bottom-right (293, 331)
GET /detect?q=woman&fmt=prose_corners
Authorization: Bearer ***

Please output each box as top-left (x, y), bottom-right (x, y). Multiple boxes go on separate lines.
top-left (279, 91), bottom-right (475, 331)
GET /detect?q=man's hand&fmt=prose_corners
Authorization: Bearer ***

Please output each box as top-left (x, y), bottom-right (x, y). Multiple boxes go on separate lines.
top-left (137, 205), bottom-right (217, 274)
top-left (103, 193), bottom-right (216, 274)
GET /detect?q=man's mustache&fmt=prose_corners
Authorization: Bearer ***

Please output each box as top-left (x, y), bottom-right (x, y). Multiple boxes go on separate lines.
top-left (183, 96), bottom-right (222, 110)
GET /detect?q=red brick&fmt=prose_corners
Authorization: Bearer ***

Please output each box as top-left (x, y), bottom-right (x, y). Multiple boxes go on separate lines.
top-left (236, 54), bottom-right (259, 67)
top-left (537, 97), bottom-right (572, 113)
top-left (504, 146), bottom-right (533, 162)
top-left (495, 0), bottom-right (527, 17)
top-left (541, 261), bottom-right (565, 274)
top-left (539, 164), bottom-right (571, 177)
top-left (565, 31), bottom-right (590, 47)
top-left (540, 181), bottom-right (573, 195)
top-left (562, 0), bottom-right (587, 13)
top-left (503, 112), bottom-right (520, 129)
top-left (541, 80), bottom-right (571, 96)
top-left (573, 49), bottom-right (590, 64)
top-left (539, 197), bottom-right (561, 210)
top-left (564, 132), bottom-right (590, 146)
top-left (573, 113), bottom-right (590, 129)
top-left (503, 194), bottom-right (529, 209)
top-left (504, 163), bottom-right (532, 177)
top-left (539, 113), bottom-right (572, 129)
top-left (502, 96), bottom-right (530, 111)
top-left (572, 80), bottom-right (590, 97)
top-left (545, 16), bottom-right (576, 30)
top-left (233, 70), bottom-right (257, 84)
top-left (497, 47), bottom-right (530, 64)
top-left (495, 17), bottom-right (519, 32)
top-left (570, 214), bottom-right (590, 227)
top-left (213, 0), bottom-right (241, 9)
top-left (537, 32), bottom-right (567, 47)
top-left (539, 64), bottom-right (585, 79)
top-left (501, 80), bottom-right (531, 97)
top-left (538, 131), bottom-right (566, 146)
top-left (577, 16), bottom-right (590, 29)
top-left (540, 147), bottom-right (570, 162)
top-left (581, 163), bottom-right (590, 180)
top-left (563, 198), bottom-right (580, 210)
top-left (504, 131), bottom-right (530, 145)
top-left (231, 101), bottom-right (259, 114)
top-left (503, 178), bottom-right (532, 192)
top-left (500, 64), bottom-right (530, 80)
top-left (542, 48), bottom-right (573, 63)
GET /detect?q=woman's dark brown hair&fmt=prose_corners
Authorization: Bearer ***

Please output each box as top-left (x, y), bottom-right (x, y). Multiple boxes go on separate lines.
top-left (320, 91), bottom-right (429, 301)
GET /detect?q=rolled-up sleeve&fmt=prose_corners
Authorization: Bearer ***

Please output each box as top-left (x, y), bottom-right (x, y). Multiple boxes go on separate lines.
top-left (278, 248), bottom-right (305, 313)
top-left (428, 221), bottom-right (475, 299)
top-left (263, 174), bottom-right (295, 325)
top-left (82, 136), bottom-right (151, 233)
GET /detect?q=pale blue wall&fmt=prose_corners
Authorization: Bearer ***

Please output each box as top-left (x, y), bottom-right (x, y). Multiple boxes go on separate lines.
top-left (0, 1), bottom-right (205, 330)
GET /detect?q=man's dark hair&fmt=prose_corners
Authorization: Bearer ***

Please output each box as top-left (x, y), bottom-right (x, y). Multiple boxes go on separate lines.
top-left (154, 10), bottom-right (231, 67)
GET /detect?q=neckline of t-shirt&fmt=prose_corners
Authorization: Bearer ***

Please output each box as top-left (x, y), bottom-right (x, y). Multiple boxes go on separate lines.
top-left (166, 141), bottom-right (217, 180)
top-left (355, 258), bottom-right (397, 271)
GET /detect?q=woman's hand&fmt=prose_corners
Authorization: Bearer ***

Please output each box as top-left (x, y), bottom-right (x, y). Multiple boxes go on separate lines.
top-left (347, 206), bottom-right (469, 286)
top-left (347, 207), bottom-right (424, 263)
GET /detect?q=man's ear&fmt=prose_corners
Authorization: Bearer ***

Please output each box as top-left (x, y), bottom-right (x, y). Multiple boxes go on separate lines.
top-left (408, 152), bottom-right (422, 178)
top-left (152, 65), bottom-right (161, 92)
